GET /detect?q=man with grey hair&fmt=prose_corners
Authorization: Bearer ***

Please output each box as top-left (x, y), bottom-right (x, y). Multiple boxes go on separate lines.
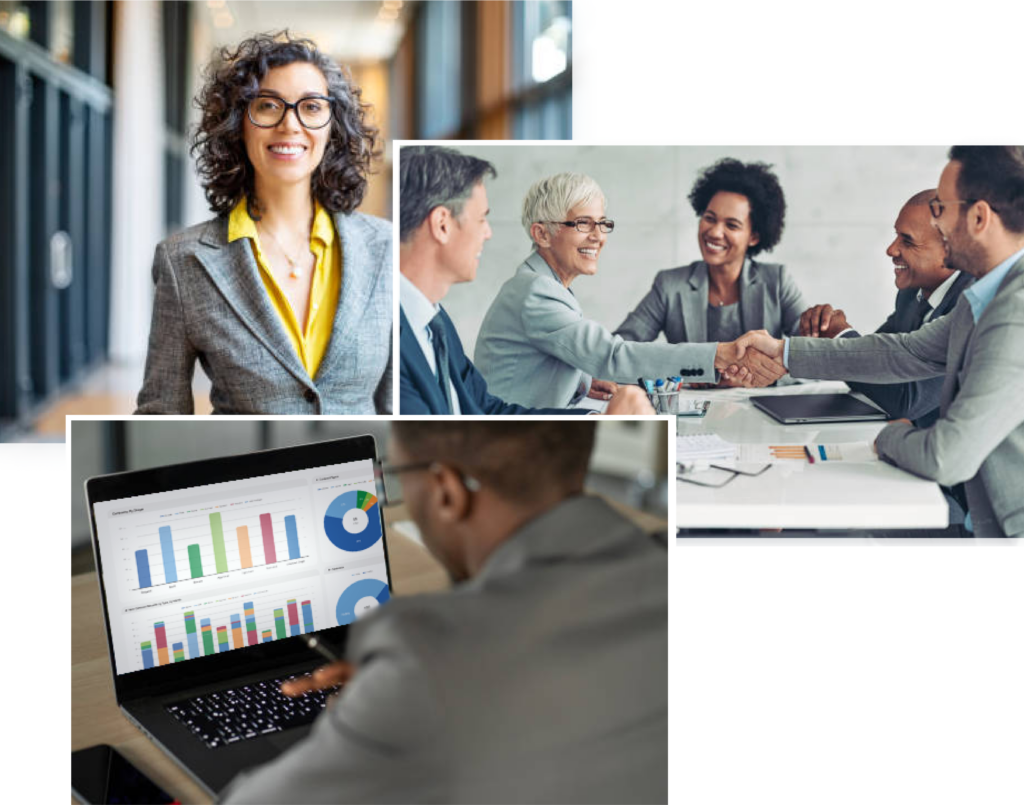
top-left (473, 170), bottom-right (786, 408)
top-left (797, 189), bottom-right (974, 427)
top-left (398, 146), bottom-right (656, 414)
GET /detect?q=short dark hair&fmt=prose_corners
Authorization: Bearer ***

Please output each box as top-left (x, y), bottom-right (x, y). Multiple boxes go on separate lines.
top-left (399, 146), bottom-right (496, 242)
top-left (390, 421), bottom-right (595, 502)
top-left (687, 158), bottom-right (787, 256)
top-left (191, 31), bottom-right (381, 216)
top-left (948, 145), bottom-right (1024, 233)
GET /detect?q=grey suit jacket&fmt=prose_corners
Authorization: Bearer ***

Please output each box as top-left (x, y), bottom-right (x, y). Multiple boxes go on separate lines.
top-left (474, 251), bottom-right (718, 407)
top-left (842, 271), bottom-right (974, 425)
top-left (788, 257), bottom-right (1024, 538)
top-left (221, 495), bottom-right (668, 804)
top-left (135, 211), bottom-right (392, 414)
top-left (613, 258), bottom-right (806, 343)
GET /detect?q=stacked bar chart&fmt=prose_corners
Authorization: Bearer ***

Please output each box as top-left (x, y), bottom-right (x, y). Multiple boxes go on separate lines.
top-left (137, 591), bottom-right (320, 670)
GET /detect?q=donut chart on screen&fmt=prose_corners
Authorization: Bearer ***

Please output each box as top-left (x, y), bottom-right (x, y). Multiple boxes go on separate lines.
top-left (335, 579), bottom-right (390, 625)
top-left (324, 490), bottom-right (382, 552)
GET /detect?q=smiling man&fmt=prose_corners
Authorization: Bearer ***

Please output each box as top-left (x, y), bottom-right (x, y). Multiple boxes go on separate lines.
top-left (399, 147), bottom-right (661, 415)
top-left (735, 146), bottom-right (1024, 538)
top-left (798, 190), bottom-right (974, 426)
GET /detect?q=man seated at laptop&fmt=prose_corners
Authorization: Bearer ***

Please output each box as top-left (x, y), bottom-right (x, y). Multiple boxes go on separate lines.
top-left (398, 146), bottom-right (784, 414)
top-left (797, 189), bottom-right (973, 427)
top-left (221, 421), bottom-right (667, 803)
top-left (732, 146), bottom-right (1024, 538)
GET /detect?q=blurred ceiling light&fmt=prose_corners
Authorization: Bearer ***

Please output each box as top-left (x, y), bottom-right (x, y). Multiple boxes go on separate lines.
top-left (207, 0), bottom-right (226, 8)
top-left (379, 7), bottom-right (400, 21)
top-left (3, 8), bottom-right (30, 39)
top-left (382, 0), bottom-right (404, 9)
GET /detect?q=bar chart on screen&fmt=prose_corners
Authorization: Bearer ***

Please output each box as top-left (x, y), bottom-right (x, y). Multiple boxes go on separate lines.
top-left (109, 483), bottom-right (320, 603)
top-left (127, 581), bottom-right (324, 674)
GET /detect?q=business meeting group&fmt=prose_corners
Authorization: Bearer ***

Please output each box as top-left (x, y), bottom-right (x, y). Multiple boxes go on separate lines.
top-left (398, 145), bottom-right (1024, 539)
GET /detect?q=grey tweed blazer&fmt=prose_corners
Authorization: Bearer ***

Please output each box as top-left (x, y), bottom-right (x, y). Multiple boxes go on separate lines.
top-left (613, 258), bottom-right (806, 343)
top-left (135, 211), bottom-right (392, 414)
top-left (788, 256), bottom-right (1024, 538)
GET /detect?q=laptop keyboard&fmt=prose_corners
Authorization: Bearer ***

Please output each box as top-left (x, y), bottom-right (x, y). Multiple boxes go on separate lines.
top-left (165, 674), bottom-right (339, 749)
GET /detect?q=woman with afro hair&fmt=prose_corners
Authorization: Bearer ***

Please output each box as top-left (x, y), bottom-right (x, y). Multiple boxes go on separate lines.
top-left (136, 32), bottom-right (392, 414)
top-left (615, 158), bottom-right (806, 371)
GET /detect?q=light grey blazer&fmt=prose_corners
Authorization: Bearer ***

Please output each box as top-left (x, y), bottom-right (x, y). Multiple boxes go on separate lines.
top-left (788, 256), bottom-right (1024, 538)
top-left (614, 258), bottom-right (806, 343)
top-left (474, 252), bottom-right (718, 407)
top-left (221, 494), bottom-right (668, 804)
top-left (135, 211), bottom-right (392, 414)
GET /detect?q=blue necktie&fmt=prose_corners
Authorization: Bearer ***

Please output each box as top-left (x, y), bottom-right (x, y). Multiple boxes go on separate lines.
top-left (427, 313), bottom-right (454, 414)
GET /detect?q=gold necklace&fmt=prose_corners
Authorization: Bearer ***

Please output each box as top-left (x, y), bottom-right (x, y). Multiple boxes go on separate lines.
top-left (257, 222), bottom-right (309, 279)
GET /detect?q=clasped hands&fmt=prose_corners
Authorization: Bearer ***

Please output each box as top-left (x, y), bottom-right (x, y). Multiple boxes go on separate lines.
top-left (715, 330), bottom-right (788, 387)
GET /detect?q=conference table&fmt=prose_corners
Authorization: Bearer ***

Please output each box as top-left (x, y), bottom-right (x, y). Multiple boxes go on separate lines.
top-left (674, 381), bottom-right (949, 532)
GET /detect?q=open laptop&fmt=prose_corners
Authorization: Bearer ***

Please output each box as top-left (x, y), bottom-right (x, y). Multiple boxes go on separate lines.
top-left (85, 435), bottom-right (392, 797)
top-left (751, 393), bottom-right (889, 424)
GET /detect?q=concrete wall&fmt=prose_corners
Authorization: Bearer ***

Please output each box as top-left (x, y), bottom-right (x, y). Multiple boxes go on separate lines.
top-left (439, 145), bottom-right (949, 356)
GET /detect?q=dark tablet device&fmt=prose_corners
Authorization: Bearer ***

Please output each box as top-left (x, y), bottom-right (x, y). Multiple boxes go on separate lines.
top-left (751, 393), bottom-right (888, 424)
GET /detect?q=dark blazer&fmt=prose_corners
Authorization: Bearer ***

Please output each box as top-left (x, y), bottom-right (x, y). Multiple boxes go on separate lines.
top-left (613, 258), bottom-right (806, 343)
top-left (136, 211), bottom-right (392, 415)
top-left (399, 308), bottom-right (583, 415)
top-left (841, 271), bottom-right (974, 426)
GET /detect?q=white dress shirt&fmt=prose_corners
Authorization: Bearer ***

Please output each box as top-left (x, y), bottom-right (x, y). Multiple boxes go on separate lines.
top-left (400, 274), bottom-right (461, 414)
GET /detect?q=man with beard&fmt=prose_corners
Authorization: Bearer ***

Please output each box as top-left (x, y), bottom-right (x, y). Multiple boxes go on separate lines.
top-left (797, 190), bottom-right (974, 427)
top-left (734, 146), bottom-right (1024, 538)
top-left (221, 421), bottom-right (668, 803)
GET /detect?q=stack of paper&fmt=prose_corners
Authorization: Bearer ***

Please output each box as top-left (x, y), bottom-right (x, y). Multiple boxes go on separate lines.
top-left (676, 434), bottom-right (737, 463)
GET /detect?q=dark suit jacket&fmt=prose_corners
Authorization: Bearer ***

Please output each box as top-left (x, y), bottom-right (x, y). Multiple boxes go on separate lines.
top-left (841, 272), bottom-right (974, 426)
top-left (399, 308), bottom-right (584, 415)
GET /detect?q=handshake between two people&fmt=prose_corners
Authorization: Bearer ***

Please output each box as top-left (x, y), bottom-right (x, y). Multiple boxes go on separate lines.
top-left (714, 331), bottom-right (788, 387)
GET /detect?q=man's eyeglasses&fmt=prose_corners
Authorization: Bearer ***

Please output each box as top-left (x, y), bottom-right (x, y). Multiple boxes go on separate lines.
top-left (928, 197), bottom-right (999, 219)
top-left (541, 218), bottom-right (616, 234)
top-left (247, 94), bottom-right (334, 129)
top-left (373, 459), bottom-right (481, 508)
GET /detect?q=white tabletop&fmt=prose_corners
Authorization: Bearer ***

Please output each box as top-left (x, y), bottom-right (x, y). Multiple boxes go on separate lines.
top-left (675, 381), bottom-right (949, 530)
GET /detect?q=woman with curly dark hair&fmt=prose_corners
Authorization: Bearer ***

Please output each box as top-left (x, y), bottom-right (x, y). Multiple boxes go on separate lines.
top-left (136, 32), bottom-right (392, 414)
top-left (615, 158), bottom-right (806, 369)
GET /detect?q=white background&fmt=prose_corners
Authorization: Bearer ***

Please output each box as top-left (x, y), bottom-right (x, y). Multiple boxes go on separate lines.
top-left (10, 0), bottom-right (1024, 801)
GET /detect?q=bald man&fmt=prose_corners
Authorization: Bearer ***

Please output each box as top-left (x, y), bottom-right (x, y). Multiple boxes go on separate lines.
top-left (798, 189), bottom-right (974, 426)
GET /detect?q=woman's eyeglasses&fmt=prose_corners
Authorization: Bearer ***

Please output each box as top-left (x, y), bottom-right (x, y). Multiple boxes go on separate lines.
top-left (247, 95), bottom-right (334, 129)
top-left (541, 218), bottom-right (616, 234)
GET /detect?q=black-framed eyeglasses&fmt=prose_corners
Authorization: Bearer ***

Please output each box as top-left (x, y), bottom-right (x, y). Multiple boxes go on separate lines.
top-left (928, 196), bottom-right (1001, 220)
top-left (373, 459), bottom-right (481, 508)
top-left (247, 94), bottom-right (335, 129)
top-left (541, 218), bottom-right (616, 233)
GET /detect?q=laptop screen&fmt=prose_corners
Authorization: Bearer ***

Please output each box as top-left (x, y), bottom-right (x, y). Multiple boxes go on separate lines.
top-left (89, 443), bottom-right (390, 678)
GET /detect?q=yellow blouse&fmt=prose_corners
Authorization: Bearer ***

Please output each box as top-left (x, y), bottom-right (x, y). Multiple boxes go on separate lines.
top-left (227, 198), bottom-right (341, 379)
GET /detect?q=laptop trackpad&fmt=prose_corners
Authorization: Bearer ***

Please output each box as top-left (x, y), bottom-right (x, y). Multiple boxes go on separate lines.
top-left (269, 725), bottom-right (314, 751)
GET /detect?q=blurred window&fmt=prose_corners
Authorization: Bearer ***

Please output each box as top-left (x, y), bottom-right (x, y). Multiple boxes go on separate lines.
top-left (417, 1), bottom-right (463, 139)
top-left (512, 1), bottom-right (571, 139)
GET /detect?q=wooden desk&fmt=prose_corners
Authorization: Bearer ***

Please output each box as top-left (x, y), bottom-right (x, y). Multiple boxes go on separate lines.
top-left (71, 498), bottom-right (665, 803)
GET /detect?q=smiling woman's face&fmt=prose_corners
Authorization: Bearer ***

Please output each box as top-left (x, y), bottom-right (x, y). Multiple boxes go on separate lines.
top-left (697, 191), bottom-right (760, 268)
top-left (242, 61), bottom-right (331, 194)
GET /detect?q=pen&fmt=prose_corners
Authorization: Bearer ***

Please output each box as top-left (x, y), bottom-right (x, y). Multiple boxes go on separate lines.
top-left (803, 445), bottom-right (815, 464)
top-left (302, 633), bottom-right (341, 663)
